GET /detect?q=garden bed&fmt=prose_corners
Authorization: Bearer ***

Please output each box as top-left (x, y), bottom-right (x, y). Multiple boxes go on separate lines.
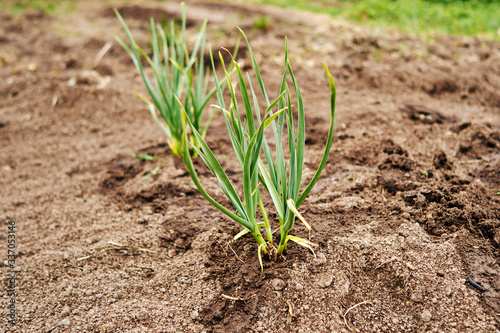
top-left (1, 1), bottom-right (499, 331)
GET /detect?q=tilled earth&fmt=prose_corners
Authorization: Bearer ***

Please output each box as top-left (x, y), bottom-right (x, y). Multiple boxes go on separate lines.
top-left (1, 1), bottom-right (499, 332)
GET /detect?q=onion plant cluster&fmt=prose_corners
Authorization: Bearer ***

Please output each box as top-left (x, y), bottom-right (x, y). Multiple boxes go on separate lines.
top-left (114, 4), bottom-right (216, 157)
top-left (180, 30), bottom-right (336, 267)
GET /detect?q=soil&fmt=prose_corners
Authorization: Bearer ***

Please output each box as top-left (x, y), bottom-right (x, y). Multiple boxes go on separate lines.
top-left (1, 1), bottom-right (499, 332)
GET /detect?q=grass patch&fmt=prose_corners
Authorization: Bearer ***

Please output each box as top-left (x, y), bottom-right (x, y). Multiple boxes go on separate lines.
top-left (245, 0), bottom-right (500, 39)
top-left (0, 0), bottom-right (75, 15)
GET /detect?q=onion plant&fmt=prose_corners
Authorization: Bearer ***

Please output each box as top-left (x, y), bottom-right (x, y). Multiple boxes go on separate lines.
top-left (181, 29), bottom-right (336, 267)
top-left (114, 4), bottom-right (215, 157)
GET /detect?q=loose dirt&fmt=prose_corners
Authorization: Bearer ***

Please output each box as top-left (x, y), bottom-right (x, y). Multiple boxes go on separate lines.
top-left (1, 1), bottom-right (499, 332)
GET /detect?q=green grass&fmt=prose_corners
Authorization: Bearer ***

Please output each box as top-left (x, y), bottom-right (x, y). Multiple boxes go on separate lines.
top-left (0, 0), bottom-right (75, 15)
top-left (246, 0), bottom-right (500, 39)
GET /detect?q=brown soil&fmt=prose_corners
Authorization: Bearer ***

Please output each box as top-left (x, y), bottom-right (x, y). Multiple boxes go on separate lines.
top-left (1, 1), bottom-right (499, 332)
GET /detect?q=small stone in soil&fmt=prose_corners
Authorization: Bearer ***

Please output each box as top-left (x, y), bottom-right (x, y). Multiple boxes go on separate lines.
top-left (191, 310), bottom-right (199, 320)
top-left (421, 310), bottom-right (432, 322)
top-left (437, 270), bottom-right (445, 276)
top-left (406, 262), bottom-right (416, 270)
top-left (316, 273), bottom-right (333, 288)
top-left (313, 252), bottom-right (327, 266)
top-left (61, 305), bottom-right (71, 317)
top-left (272, 278), bottom-right (287, 291)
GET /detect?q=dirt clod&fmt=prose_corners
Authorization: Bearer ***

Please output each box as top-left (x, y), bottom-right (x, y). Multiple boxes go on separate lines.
top-left (271, 278), bottom-right (287, 291)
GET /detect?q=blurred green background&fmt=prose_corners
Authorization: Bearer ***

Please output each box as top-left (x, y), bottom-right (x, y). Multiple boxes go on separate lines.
top-left (250, 0), bottom-right (500, 39)
top-left (2, 0), bottom-right (499, 40)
